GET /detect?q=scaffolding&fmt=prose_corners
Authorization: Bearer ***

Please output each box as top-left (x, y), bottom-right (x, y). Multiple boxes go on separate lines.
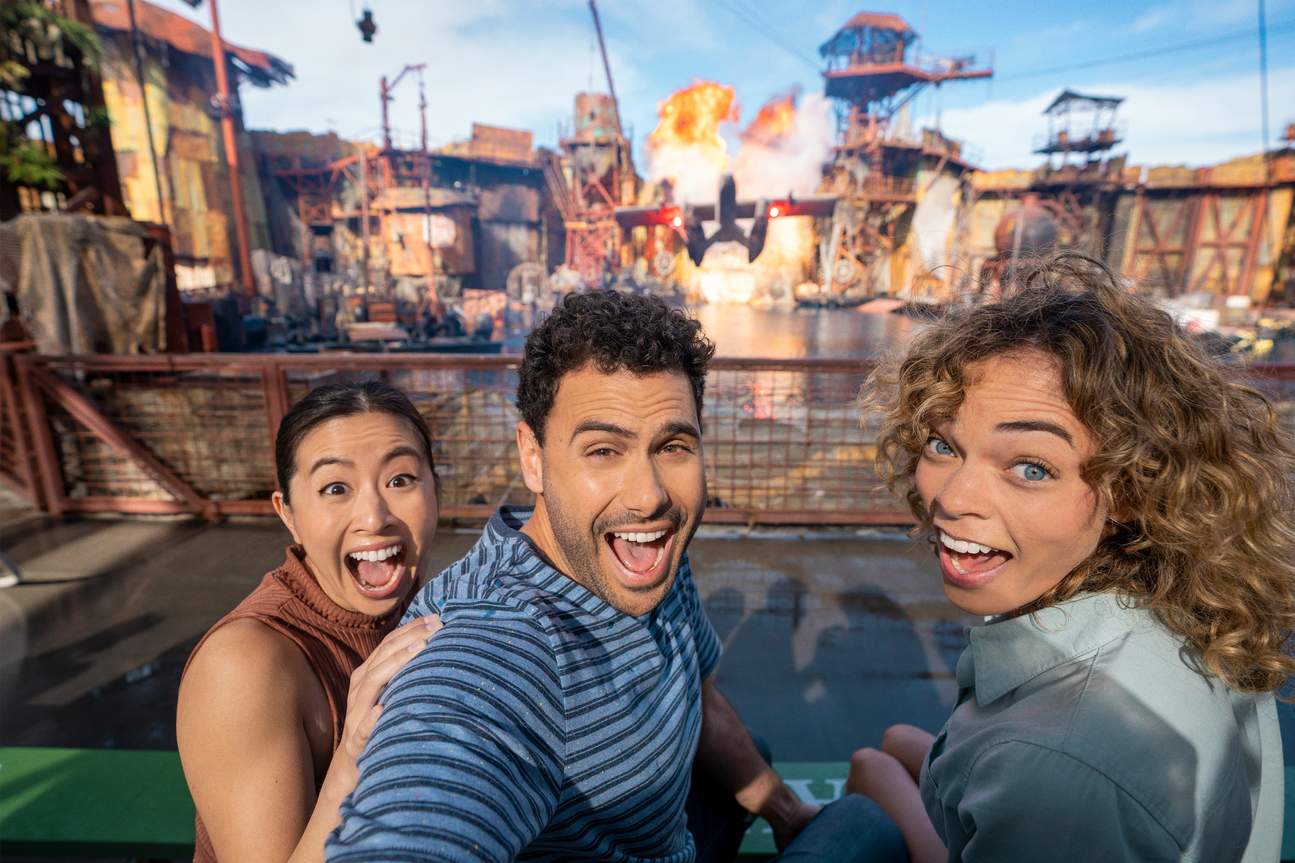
top-left (816, 11), bottom-right (991, 299)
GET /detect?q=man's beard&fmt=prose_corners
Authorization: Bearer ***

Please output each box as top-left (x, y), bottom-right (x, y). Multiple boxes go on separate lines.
top-left (541, 478), bottom-right (701, 614)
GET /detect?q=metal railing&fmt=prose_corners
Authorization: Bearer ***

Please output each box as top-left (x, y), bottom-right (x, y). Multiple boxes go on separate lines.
top-left (2, 349), bottom-right (1294, 526)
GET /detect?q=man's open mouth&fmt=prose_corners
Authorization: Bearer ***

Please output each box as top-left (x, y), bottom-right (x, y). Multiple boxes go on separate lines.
top-left (603, 526), bottom-right (676, 590)
top-left (344, 542), bottom-right (410, 599)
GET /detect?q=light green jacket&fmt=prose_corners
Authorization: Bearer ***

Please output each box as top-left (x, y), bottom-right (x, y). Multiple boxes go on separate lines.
top-left (920, 592), bottom-right (1282, 862)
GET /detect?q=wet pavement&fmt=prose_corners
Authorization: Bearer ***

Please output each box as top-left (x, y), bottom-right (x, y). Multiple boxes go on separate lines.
top-left (0, 507), bottom-right (972, 761)
top-left (2, 506), bottom-right (1292, 769)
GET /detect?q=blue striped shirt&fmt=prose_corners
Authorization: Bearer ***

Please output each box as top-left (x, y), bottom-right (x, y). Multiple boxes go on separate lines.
top-left (326, 506), bottom-right (722, 862)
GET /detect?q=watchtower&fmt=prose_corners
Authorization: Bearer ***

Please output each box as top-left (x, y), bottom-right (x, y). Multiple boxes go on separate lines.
top-left (815, 11), bottom-right (991, 298)
top-left (1034, 90), bottom-right (1124, 169)
top-left (820, 12), bottom-right (991, 161)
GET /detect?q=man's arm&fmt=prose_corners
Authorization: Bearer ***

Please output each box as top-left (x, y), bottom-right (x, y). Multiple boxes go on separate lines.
top-left (694, 679), bottom-right (820, 851)
top-left (326, 611), bottom-right (565, 862)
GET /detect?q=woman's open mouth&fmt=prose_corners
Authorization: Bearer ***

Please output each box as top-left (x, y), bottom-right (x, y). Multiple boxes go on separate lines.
top-left (603, 526), bottom-right (676, 590)
top-left (344, 542), bottom-right (410, 600)
top-left (936, 530), bottom-right (1013, 589)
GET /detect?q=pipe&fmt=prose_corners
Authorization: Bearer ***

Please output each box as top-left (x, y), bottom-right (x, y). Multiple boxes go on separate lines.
top-left (206, 0), bottom-right (256, 301)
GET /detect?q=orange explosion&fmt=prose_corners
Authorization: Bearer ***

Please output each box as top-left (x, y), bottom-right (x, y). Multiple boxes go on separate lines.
top-left (648, 80), bottom-right (738, 165)
top-left (742, 89), bottom-right (798, 146)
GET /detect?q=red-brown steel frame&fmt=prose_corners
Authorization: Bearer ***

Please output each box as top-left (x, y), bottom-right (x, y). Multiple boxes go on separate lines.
top-left (4, 351), bottom-right (1294, 527)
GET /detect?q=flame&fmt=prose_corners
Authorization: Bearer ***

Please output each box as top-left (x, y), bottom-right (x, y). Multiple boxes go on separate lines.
top-left (742, 89), bottom-right (799, 147)
top-left (648, 80), bottom-right (738, 167)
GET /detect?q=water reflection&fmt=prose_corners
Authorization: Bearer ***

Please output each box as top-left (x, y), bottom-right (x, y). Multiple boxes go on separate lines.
top-left (692, 305), bottom-right (924, 359)
top-left (504, 305), bottom-right (926, 359)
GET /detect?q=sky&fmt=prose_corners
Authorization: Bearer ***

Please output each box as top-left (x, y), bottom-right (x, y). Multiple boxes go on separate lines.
top-left (170, 0), bottom-right (1295, 170)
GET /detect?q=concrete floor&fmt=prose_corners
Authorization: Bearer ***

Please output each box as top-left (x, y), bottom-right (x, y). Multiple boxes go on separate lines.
top-left (0, 507), bottom-right (974, 761)
top-left (2, 508), bottom-right (1292, 768)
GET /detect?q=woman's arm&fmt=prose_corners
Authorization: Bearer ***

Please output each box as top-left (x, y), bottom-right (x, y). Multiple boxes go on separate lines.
top-left (847, 747), bottom-right (946, 863)
top-left (177, 619), bottom-right (323, 863)
top-left (956, 742), bottom-right (1182, 862)
top-left (289, 616), bottom-right (440, 862)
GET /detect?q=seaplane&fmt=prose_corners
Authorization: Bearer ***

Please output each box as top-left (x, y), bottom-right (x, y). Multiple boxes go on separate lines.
top-left (613, 175), bottom-right (837, 266)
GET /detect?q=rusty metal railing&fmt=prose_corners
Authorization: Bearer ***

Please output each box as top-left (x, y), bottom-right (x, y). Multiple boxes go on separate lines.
top-left (0, 341), bottom-right (41, 508)
top-left (2, 350), bottom-right (1294, 526)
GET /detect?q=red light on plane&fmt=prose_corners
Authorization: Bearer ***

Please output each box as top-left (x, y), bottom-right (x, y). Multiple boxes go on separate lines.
top-left (671, 215), bottom-right (683, 228)
top-left (768, 205), bottom-right (781, 218)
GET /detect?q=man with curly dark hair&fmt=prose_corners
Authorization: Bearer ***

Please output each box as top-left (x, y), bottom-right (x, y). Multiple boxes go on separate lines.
top-left (328, 291), bottom-right (905, 862)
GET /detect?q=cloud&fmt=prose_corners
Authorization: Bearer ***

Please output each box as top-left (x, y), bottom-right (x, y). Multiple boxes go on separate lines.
top-left (1131, 5), bottom-right (1175, 33)
top-left (932, 66), bottom-right (1295, 169)
top-left (167, 0), bottom-right (649, 147)
top-left (1131, 0), bottom-right (1293, 33)
top-left (1010, 18), bottom-right (1090, 46)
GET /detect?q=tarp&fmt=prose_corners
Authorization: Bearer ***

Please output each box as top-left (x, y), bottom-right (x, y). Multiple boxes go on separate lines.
top-left (0, 214), bottom-right (168, 354)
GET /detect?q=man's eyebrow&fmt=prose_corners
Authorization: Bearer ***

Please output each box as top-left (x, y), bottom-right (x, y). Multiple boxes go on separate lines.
top-left (571, 420), bottom-right (635, 443)
top-left (995, 420), bottom-right (1074, 446)
top-left (660, 421), bottom-right (701, 440)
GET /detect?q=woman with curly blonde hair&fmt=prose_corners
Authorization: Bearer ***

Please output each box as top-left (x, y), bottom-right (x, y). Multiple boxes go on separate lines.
top-left (848, 254), bottom-right (1293, 862)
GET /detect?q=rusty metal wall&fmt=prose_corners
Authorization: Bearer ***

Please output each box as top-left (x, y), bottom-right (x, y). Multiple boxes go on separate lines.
top-left (478, 186), bottom-right (541, 223)
top-left (478, 222), bottom-right (538, 291)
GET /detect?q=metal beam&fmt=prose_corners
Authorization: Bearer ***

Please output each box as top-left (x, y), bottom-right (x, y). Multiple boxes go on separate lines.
top-left (28, 365), bottom-right (216, 519)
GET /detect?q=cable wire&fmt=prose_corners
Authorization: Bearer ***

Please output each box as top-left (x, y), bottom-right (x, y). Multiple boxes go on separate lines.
top-left (712, 0), bottom-right (820, 71)
top-left (999, 19), bottom-right (1295, 81)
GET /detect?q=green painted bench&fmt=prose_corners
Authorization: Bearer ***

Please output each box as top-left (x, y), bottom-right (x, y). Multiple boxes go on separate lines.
top-left (0, 748), bottom-right (1291, 860)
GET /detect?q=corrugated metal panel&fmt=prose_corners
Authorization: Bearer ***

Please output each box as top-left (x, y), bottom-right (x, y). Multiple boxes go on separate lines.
top-left (478, 221), bottom-right (537, 290)
top-left (478, 185), bottom-right (540, 223)
top-left (440, 207), bottom-right (475, 275)
top-left (469, 124), bottom-right (533, 163)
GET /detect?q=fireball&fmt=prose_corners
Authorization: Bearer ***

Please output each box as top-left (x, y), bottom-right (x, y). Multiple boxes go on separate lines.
top-left (742, 89), bottom-right (799, 147)
top-left (648, 80), bottom-right (739, 169)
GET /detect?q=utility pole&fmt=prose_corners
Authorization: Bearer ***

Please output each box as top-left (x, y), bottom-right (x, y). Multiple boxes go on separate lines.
top-left (418, 68), bottom-right (440, 311)
top-left (206, 0), bottom-right (255, 302)
top-left (125, 0), bottom-right (168, 226)
top-left (359, 144), bottom-right (370, 297)
top-left (380, 74), bottom-right (391, 151)
top-left (379, 63), bottom-right (426, 153)
top-left (418, 67), bottom-right (428, 153)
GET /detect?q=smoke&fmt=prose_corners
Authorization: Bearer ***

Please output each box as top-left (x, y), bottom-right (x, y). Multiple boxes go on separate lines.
top-left (733, 93), bottom-right (834, 199)
top-left (646, 91), bottom-right (835, 204)
top-left (646, 87), bottom-right (837, 305)
top-left (647, 145), bottom-right (728, 204)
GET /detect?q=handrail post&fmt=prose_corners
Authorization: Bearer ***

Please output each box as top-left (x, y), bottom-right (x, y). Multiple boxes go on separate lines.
top-left (13, 354), bottom-right (66, 516)
top-left (0, 343), bottom-right (42, 509)
top-left (261, 359), bottom-right (290, 472)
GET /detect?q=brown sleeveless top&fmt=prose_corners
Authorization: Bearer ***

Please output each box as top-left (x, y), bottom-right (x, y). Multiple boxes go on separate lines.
top-left (182, 546), bottom-right (406, 863)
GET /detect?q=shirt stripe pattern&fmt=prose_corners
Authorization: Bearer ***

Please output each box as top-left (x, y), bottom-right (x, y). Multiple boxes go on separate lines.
top-left (326, 506), bottom-right (721, 862)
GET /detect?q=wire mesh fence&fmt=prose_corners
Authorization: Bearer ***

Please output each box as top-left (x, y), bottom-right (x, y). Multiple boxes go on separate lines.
top-left (4, 352), bottom-right (1295, 524)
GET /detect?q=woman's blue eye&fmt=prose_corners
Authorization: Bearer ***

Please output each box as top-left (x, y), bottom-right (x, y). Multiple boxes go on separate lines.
top-left (928, 437), bottom-right (954, 456)
top-left (1015, 462), bottom-right (1051, 482)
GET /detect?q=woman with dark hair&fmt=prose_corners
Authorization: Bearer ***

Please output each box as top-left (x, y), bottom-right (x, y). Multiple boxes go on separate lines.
top-left (177, 381), bottom-right (442, 862)
top-left (849, 255), bottom-right (1291, 861)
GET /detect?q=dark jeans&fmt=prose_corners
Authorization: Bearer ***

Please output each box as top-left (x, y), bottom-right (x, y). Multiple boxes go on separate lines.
top-left (772, 795), bottom-right (909, 863)
top-left (686, 740), bottom-right (908, 863)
